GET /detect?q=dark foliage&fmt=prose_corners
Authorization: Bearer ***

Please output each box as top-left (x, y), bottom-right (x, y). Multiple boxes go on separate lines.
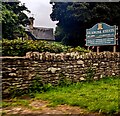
top-left (50, 2), bottom-right (120, 50)
top-left (1, 1), bottom-right (30, 39)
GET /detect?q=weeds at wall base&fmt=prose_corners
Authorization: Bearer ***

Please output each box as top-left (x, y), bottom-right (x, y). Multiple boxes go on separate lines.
top-left (4, 75), bottom-right (119, 99)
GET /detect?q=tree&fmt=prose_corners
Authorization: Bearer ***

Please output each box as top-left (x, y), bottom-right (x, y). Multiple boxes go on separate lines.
top-left (50, 2), bottom-right (120, 48)
top-left (2, 1), bottom-right (30, 39)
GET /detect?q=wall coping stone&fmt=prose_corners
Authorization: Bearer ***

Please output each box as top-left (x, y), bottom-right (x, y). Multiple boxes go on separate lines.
top-left (1, 52), bottom-right (120, 61)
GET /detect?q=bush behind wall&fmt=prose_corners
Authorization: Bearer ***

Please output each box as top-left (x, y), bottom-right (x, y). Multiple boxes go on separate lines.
top-left (1, 39), bottom-right (89, 56)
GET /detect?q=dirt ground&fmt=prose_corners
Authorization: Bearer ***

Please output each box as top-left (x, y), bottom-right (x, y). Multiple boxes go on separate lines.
top-left (1, 99), bottom-right (112, 116)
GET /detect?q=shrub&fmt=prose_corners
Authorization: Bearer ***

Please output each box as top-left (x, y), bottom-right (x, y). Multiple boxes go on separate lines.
top-left (2, 39), bottom-right (89, 56)
top-left (28, 75), bottom-right (53, 97)
top-left (86, 67), bottom-right (95, 81)
top-left (58, 72), bottom-right (72, 87)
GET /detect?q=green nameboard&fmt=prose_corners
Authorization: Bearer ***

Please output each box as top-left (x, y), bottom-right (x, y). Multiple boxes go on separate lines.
top-left (86, 23), bottom-right (117, 46)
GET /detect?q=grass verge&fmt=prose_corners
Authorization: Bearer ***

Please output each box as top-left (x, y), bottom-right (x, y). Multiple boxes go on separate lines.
top-left (2, 77), bottom-right (119, 115)
top-left (34, 77), bottom-right (119, 114)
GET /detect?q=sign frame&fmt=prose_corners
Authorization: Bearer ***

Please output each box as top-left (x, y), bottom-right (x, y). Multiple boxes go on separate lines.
top-left (86, 23), bottom-right (117, 46)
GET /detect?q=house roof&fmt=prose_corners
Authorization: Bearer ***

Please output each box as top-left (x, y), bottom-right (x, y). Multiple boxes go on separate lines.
top-left (25, 26), bottom-right (55, 41)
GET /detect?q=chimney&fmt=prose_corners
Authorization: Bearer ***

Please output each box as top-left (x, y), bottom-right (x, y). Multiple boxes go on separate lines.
top-left (29, 17), bottom-right (35, 30)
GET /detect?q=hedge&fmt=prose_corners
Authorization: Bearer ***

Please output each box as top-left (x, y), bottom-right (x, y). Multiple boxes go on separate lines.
top-left (1, 39), bottom-right (89, 56)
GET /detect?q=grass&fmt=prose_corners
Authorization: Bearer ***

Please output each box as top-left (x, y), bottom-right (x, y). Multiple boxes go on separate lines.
top-left (2, 77), bottom-right (120, 115)
top-left (34, 77), bottom-right (119, 114)
top-left (2, 98), bottom-right (30, 108)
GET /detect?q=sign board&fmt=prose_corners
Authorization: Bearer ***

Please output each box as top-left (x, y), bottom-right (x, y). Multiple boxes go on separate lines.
top-left (86, 23), bottom-right (117, 46)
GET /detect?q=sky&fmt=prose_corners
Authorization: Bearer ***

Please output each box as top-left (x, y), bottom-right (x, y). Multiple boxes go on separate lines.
top-left (20, 0), bottom-right (58, 30)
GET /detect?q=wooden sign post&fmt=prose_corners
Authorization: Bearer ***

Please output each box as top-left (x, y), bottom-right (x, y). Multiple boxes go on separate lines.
top-left (87, 46), bottom-right (90, 50)
top-left (97, 46), bottom-right (100, 53)
top-left (113, 46), bottom-right (116, 52)
top-left (113, 26), bottom-right (118, 52)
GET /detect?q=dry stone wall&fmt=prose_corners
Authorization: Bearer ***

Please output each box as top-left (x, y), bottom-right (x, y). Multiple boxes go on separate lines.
top-left (1, 52), bottom-right (120, 97)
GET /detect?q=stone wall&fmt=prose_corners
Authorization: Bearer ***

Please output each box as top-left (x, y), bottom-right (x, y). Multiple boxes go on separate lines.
top-left (1, 52), bottom-right (120, 97)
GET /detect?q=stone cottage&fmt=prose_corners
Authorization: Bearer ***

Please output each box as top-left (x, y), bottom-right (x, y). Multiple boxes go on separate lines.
top-left (25, 17), bottom-right (55, 41)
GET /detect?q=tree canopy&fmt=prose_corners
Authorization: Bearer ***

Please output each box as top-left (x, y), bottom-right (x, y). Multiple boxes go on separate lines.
top-left (50, 2), bottom-right (120, 47)
top-left (1, 1), bottom-right (30, 39)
